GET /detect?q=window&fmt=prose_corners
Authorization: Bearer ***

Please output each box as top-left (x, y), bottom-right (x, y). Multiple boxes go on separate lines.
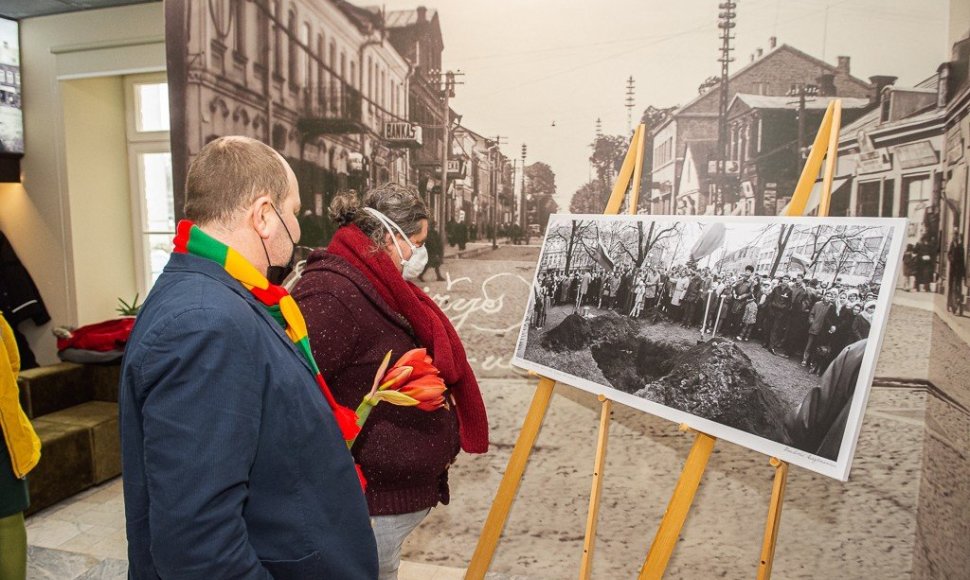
top-left (234, 1), bottom-right (246, 57)
top-left (125, 74), bottom-right (174, 294)
top-left (132, 82), bottom-right (169, 133)
top-left (272, 1), bottom-right (282, 76)
top-left (300, 22), bottom-right (310, 88)
top-left (287, 10), bottom-right (297, 84)
top-left (857, 181), bottom-right (880, 216)
top-left (881, 179), bottom-right (895, 216)
top-left (316, 33), bottom-right (325, 103)
top-left (255, 2), bottom-right (267, 67)
top-left (329, 41), bottom-right (336, 81)
top-left (367, 56), bottom-right (373, 99)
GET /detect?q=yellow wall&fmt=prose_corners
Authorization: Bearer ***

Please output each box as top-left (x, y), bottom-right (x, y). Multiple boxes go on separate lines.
top-left (60, 77), bottom-right (136, 326)
top-left (0, 4), bottom-right (164, 364)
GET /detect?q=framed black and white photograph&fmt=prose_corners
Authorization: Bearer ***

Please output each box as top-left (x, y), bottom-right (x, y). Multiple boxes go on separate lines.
top-left (513, 213), bottom-right (907, 480)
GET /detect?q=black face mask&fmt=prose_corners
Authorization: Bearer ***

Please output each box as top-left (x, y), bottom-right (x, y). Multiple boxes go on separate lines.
top-left (261, 205), bottom-right (297, 286)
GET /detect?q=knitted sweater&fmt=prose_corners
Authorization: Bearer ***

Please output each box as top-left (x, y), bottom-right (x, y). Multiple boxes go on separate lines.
top-left (293, 252), bottom-right (460, 516)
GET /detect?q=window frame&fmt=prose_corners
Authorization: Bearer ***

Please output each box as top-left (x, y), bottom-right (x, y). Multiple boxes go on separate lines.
top-left (124, 72), bottom-right (173, 295)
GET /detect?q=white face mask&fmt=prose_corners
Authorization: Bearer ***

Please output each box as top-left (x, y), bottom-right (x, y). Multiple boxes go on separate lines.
top-left (363, 207), bottom-right (429, 280)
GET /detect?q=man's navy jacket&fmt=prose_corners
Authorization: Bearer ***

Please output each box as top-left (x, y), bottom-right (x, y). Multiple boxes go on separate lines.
top-left (119, 252), bottom-right (378, 579)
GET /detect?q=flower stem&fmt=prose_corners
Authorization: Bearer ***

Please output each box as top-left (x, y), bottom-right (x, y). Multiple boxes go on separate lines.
top-left (348, 396), bottom-right (377, 449)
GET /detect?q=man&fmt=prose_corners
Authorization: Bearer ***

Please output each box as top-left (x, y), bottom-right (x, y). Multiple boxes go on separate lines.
top-left (681, 268), bottom-right (704, 328)
top-left (767, 275), bottom-right (794, 356)
top-left (787, 339), bottom-right (867, 460)
top-left (948, 230), bottom-right (965, 311)
top-left (729, 265), bottom-right (756, 337)
top-left (786, 275), bottom-right (813, 356)
top-left (119, 137), bottom-right (378, 578)
top-left (418, 221), bottom-right (445, 282)
top-left (802, 290), bottom-right (838, 367)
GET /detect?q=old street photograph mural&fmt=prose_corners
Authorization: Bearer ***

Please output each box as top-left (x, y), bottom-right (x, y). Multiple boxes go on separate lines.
top-left (514, 214), bottom-right (906, 480)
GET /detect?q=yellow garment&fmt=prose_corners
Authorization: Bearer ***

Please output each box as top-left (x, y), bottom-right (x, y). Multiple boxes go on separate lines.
top-left (0, 313), bottom-right (40, 478)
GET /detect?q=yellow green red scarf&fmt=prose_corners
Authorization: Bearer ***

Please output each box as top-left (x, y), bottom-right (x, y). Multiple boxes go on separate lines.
top-left (173, 220), bottom-right (365, 484)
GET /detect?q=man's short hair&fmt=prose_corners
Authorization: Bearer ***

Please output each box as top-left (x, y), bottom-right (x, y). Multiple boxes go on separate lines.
top-left (745, 265), bottom-right (754, 273)
top-left (184, 136), bottom-right (290, 225)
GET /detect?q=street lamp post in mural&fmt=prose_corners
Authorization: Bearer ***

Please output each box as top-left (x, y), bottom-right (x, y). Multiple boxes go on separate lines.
top-left (432, 69), bottom-right (461, 248)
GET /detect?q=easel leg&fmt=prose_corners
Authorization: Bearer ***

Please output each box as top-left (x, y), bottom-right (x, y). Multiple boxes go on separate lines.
top-left (465, 377), bottom-right (557, 580)
top-left (756, 458), bottom-right (789, 580)
top-left (579, 395), bottom-right (612, 580)
top-left (639, 430), bottom-right (716, 580)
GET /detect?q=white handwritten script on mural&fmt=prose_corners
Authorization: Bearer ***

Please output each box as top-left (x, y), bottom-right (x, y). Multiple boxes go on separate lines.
top-left (422, 269), bottom-right (534, 377)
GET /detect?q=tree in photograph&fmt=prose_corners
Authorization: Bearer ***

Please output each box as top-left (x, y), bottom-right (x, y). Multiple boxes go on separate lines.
top-left (570, 180), bottom-right (607, 214)
top-left (535, 194), bottom-right (559, 231)
top-left (794, 225), bottom-right (882, 276)
top-left (590, 134), bottom-right (629, 196)
top-left (524, 162), bottom-right (558, 231)
top-left (829, 237), bottom-right (873, 281)
top-left (697, 76), bottom-right (720, 94)
top-left (525, 162), bottom-right (556, 197)
top-left (640, 105), bottom-right (677, 129)
top-left (547, 219), bottom-right (593, 275)
top-left (768, 224), bottom-right (794, 278)
top-left (618, 221), bottom-right (683, 268)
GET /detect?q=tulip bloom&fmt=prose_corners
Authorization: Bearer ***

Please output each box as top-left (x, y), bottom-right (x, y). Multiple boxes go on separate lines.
top-left (350, 348), bottom-right (447, 448)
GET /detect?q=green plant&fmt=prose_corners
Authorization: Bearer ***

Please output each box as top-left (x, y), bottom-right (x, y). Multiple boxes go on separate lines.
top-left (117, 294), bottom-right (142, 317)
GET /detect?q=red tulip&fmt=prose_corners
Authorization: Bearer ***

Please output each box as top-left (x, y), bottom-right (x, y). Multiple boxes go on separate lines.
top-left (349, 349), bottom-right (448, 448)
top-left (399, 374), bottom-right (448, 412)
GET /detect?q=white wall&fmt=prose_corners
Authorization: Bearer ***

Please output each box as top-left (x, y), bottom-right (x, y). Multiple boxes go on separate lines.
top-left (0, 4), bottom-right (164, 364)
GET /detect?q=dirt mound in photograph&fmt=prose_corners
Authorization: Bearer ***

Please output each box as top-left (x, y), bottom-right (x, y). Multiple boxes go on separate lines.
top-left (634, 338), bottom-right (789, 442)
top-left (540, 313), bottom-right (591, 351)
top-left (540, 311), bottom-right (637, 352)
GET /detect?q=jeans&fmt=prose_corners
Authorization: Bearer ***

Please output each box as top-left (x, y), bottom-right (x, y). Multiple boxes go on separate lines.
top-left (372, 508), bottom-right (431, 580)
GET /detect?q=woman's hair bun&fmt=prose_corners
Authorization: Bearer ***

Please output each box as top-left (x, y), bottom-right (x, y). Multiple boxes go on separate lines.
top-left (328, 190), bottom-right (361, 226)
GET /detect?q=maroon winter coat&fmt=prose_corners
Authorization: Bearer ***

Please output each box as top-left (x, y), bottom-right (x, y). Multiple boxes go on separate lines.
top-left (292, 251), bottom-right (461, 516)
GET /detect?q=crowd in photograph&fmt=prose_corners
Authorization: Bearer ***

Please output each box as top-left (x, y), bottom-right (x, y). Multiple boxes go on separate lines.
top-left (532, 263), bottom-right (878, 376)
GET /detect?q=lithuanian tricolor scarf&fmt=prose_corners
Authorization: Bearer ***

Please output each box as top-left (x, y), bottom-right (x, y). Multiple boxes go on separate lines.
top-left (173, 220), bottom-right (365, 485)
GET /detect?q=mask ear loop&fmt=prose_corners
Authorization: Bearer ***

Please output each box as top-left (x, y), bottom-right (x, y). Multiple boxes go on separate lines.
top-left (363, 207), bottom-right (415, 259)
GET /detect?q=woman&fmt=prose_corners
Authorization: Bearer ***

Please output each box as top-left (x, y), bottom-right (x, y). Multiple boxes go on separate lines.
top-left (292, 185), bottom-right (488, 579)
top-left (0, 312), bottom-right (41, 580)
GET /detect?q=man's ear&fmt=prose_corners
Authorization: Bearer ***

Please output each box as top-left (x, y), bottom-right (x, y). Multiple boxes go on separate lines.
top-left (250, 195), bottom-right (274, 240)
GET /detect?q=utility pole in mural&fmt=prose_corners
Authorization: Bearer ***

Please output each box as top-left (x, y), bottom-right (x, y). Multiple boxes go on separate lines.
top-left (625, 76), bottom-right (636, 134)
top-left (715, 1), bottom-right (737, 215)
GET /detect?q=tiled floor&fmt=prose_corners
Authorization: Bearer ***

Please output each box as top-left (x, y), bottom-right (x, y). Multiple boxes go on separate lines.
top-left (24, 477), bottom-right (471, 579)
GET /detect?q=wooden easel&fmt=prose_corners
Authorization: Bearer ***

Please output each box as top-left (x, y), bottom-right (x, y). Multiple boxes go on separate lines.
top-left (466, 123), bottom-right (647, 580)
top-left (640, 99), bottom-right (844, 580)
top-left (466, 100), bottom-right (843, 580)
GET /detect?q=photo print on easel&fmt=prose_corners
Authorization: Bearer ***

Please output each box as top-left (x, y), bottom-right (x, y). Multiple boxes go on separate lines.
top-left (513, 213), bottom-right (907, 480)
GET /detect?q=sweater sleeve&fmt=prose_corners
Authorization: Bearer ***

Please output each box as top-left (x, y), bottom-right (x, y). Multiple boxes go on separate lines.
top-left (298, 289), bottom-right (362, 383)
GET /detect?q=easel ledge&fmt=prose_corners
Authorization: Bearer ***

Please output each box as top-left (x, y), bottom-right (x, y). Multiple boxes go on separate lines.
top-left (466, 102), bottom-right (843, 580)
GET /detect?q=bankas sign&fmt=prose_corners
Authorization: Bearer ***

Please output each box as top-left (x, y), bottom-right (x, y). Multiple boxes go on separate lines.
top-left (383, 122), bottom-right (422, 147)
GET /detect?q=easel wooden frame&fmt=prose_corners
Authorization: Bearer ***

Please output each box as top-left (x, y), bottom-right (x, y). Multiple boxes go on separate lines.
top-left (466, 123), bottom-right (647, 580)
top-left (466, 100), bottom-right (843, 580)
